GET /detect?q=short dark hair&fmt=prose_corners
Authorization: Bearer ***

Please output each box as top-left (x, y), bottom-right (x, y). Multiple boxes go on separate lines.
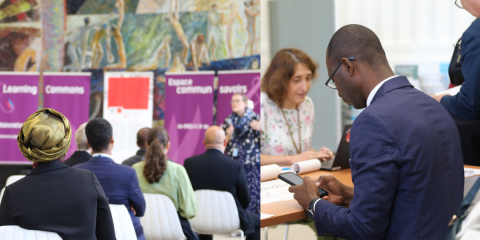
top-left (137, 127), bottom-right (150, 148)
top-left (261, 48), bottom-right (318, 107)
top-left (327, 24), bottom-right (388, 70)
top-left (85, 118), bottom-right (112, 152)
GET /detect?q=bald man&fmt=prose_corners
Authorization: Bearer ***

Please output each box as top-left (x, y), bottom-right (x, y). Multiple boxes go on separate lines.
top-left (122, 128), bottom-right (151, 167)
top-left (184, 126), bottom-right (260, 240)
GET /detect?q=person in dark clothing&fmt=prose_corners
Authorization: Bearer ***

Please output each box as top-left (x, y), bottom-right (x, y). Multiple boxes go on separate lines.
top-left (122, 127), bottom-right (150, 167)
top-left (0, 108), bottom-right (116, 240)
top-left (64, 122), bottom-right (92, 167)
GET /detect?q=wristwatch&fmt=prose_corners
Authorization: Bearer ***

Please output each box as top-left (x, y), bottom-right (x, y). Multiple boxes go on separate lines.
top-left (307, 197), bottom-right (320, 220)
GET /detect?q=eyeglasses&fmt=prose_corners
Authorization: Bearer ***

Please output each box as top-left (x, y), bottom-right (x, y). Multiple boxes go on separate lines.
top-left (231, 100), bottom-right (243, 104)
top-left (325, 57), bottom-right (356, 89)
top-left (455, 0), bottom-right (464, 9)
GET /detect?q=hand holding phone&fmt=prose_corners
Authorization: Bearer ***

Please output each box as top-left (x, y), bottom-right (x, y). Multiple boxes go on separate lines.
top-left (279, 172), bottom-right (328, 198)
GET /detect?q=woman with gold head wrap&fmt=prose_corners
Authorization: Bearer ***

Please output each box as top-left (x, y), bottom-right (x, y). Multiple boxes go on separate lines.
top-left (0, 108), bottom-right (116, 240)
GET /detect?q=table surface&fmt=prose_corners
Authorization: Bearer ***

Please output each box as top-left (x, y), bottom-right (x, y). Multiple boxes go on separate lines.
top-left (260, 165), bottom-right (480, 228)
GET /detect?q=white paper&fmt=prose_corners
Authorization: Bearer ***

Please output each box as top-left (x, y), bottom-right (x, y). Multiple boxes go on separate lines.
top-left (291, 159), bottom-right (322, 174)
top-left (261, 179), bottom-right (294, 204)
top-left (465, 168), bottom-right (480, 178)
top-left (261, 164), bottom-right (282, 182)
top-left (435, 86), bottom-right (461, 96)
top-left (260, 213), bottom-right (274, 219)
top-left (103, 72), bottom-right (154, 163)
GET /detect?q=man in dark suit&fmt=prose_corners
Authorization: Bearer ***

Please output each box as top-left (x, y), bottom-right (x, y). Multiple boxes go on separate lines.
top-left (184, 126), bottom-right (259, 240)
top-left (0, 108), bottom-right (116, 240)
top-left (289, 24), bottom-right (464, 240)
top-left (64, 122), bottom-right (92, 167)
top-left (75, 118), bottom-right (146, 240)
top-left (122, 127), bottom-right (150, 167)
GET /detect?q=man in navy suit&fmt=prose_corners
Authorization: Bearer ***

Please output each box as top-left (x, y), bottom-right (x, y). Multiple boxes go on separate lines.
top-left (289, 24), bottom-right (464, 239)
top-left (184, 126), bottom-right (260, 240)
top-left (75, 118), bottom-right (146, 240)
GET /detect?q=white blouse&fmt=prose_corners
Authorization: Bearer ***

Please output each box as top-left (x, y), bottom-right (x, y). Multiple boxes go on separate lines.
top-left (260, 93), bottom-right (315, 156)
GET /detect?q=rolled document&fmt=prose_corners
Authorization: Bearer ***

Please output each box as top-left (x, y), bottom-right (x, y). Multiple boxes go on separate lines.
top-left (261, 164), bottom-right (282, 182)
top-left (292, 159), bottom-right (322, 174)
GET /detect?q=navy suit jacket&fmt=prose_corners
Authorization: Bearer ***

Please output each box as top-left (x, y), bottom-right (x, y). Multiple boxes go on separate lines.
top-left (441, 18), bottom-right (480, 121)
top-left (184, 149), bottom-right (254, 235)
top-left (314, 76), bottom-right (464, 239)
top-left (75, 156), bottom-right (146, 239)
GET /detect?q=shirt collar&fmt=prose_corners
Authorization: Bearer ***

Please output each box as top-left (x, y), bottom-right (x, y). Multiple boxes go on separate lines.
top-left (92, 153), bottom-right (114, 160)
top-left (366, 75), bottom-right (399, 107)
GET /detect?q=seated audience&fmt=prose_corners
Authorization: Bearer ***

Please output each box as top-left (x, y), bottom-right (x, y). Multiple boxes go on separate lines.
top-left (288, 24), bottom-right (464, 239)
top-left (122, 127), bottom-right (150, 167)
top-left (184, 126), bottom-right (260, 240)
top-left (0, 108), bottom-right (115, 240)
top-left (75, 118), bottom-right (146, 240)
top-left (64, 122), bottom-right (92, 167)
top-left (132, 127), bottom-right (198, 240)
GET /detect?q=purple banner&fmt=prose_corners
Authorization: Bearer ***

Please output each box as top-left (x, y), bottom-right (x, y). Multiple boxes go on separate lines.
top-left (165, 72), bottom-right (214, 165)
top-left (44, 73), bottom-right (90, 159)
top-left (0, 73), bottom-right (39, 163)
top-left (216, 70), bottom-right (261, 125)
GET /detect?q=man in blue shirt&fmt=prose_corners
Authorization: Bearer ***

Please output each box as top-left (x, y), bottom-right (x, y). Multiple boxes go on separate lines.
top-left (75, 118), bottom-right (146, 240)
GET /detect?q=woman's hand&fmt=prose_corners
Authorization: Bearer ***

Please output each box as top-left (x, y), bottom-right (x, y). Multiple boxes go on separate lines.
top-left (318, 147), bottom-right (334, 160)
top-left (250, 119), bottom-right (261, 131)
top-left (287, 151), bottom-right (330, 165)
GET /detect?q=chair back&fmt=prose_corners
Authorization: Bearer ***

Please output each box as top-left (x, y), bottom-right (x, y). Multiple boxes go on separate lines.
top-left (0, 225), bottom-right (61, 240)
top-left (5, 175), bottom-right (25, 186)
top-left (109, 204), bottom-right (137, 240)
top-left (0, 175), bottom-right (26, 205)
top-left (189, 190), bottom-right (241, 234)
top-left (141, 193), bottom-right (186, 240)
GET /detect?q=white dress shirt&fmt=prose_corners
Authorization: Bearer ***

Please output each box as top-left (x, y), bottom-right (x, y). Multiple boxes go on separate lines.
top-left (366, 75), bottom-right (399, 107)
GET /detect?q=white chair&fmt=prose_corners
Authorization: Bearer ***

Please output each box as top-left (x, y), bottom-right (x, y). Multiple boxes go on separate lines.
top-left (0, 225), bottom-right (61, 240)
top-left (141, 193), bottom-right (186, 240)
top-left (0, 175), bottom-right (26, 205)
top-left (109, 204), bottom-right (137, 240)
top-left (189, 190), bottom-right (244, 239)
top-left (5, 175), bottom-right (25, 186)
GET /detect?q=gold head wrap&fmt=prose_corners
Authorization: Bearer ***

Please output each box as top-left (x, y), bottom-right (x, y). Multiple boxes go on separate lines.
top-left (17, 108), bottom-right (72, 162)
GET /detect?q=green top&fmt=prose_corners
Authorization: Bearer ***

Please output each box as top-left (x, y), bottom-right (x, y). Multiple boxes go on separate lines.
top-left (132, 160), bottom-right (198, 219)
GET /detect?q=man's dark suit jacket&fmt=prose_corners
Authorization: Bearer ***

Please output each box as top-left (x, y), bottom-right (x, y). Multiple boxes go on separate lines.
top-left (184, 148), bottom-right (254, 235)
top-left (63, 150), bottom-right (92, 167)
top-left (0, 160), bottom-right (116, 240)
top-left (314, 76), bottom-right (464, 239)
top-left (122, 149), bottom-right (146, 167)
top-left (75, 156), bottom-right (146, 239)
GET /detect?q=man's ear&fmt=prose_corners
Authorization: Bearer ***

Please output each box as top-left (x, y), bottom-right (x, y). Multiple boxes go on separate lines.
top-left (110, 137), bottom-right (114, 144)
top-left (342, 57), bottom-right (355, 77)
top-left (87, 142), bottom-right (91, 148)
top-left (203, 140), bottom-right (207, 148)
top-left (224, 139), bottom-right (227, 147)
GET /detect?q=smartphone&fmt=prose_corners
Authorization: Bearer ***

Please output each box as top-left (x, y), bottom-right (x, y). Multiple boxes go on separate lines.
top-left (278, 172), bottom-right (328, 198)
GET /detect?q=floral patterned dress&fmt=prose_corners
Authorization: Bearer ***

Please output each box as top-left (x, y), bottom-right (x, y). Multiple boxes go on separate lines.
top-left (223, 108), bottom-right (261, 214)
top-left (260, 93), bottom-right (315, 158)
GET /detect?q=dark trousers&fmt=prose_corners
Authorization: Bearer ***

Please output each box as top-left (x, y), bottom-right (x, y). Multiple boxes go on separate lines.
top-left (178, 213), bottom-right (199, 240)
top-left (198, 211), bottom-right (260, 240)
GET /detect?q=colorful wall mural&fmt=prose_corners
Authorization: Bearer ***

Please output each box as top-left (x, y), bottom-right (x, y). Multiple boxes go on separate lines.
top-left (3, 0), bottom-right (260, 123)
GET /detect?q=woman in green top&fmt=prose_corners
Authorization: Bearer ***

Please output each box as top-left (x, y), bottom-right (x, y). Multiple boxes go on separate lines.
top-left (132, 127), bottom-right (199, 240)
